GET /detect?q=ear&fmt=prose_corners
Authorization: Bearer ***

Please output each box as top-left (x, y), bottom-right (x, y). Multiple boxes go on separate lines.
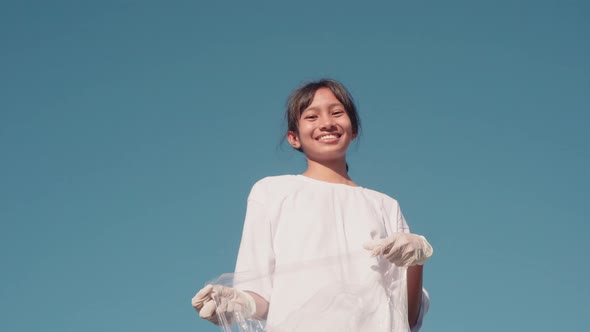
top-left (287, 131), bottom-right (301, 149)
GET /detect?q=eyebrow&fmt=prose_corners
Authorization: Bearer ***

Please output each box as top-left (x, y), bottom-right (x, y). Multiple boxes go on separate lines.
top-left (302, 103), bottom-right (345, 113)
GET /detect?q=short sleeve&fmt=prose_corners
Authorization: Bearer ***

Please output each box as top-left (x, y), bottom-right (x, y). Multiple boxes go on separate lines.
top-left (233, 181), bottom-right (275, 302)
top-left (396, 202), bottom-right (410, 234)
top-left (384, 198), bottom-right (410, 235)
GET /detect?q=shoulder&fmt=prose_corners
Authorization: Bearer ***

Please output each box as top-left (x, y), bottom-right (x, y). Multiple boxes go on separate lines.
top-left (251, 175), bottom-right (299, 190)
top-left (360, 186), bottom-right (401, 210)
top-left (360, 186), bottom-right (409, 231)
top-left (248, 175), bottom-right (301, 200)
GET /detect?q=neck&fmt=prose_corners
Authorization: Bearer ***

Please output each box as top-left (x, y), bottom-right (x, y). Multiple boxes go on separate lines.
top-left (302, 158), bottom-right (356, 186)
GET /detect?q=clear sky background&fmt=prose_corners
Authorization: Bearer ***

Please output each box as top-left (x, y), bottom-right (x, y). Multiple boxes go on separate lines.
top-left (1, 0), bottom-right (588, 331)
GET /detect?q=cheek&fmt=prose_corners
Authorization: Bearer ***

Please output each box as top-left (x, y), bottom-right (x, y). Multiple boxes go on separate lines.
top-left (297, 123), bottom-right (314, 136)
top-left (339, 118), bottom-right (354, 132)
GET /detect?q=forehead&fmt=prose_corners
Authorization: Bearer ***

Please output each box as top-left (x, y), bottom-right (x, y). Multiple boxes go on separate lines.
top-left (304, 88), bottom-right (344, 110)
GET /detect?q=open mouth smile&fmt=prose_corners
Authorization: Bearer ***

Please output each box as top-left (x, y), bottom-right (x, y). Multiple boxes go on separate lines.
top-left (316, 134), bottom-right (341, 142)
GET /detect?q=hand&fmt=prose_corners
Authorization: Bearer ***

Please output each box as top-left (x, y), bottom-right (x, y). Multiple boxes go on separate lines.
top-left (192, 284), bottom-right (256, 325)
top-left (364, 233), bottom-right (433, 267)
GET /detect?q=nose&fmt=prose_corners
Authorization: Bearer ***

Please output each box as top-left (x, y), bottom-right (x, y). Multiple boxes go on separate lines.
top-left (319, 115), bottom-right (336, 130)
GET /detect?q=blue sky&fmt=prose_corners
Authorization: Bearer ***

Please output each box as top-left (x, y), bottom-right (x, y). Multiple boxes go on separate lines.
top-left (1, 1), bottom-right (588, 331)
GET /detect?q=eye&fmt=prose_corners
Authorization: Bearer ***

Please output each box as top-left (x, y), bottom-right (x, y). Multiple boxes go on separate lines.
top-left (333, 110), bottom-right (345, 117)
top-left (304, 114), bottom-right (318, 120)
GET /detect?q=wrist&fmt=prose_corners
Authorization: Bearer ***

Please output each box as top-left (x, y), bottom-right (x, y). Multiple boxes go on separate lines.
top-left (236, 289), bottom-right (257, 319)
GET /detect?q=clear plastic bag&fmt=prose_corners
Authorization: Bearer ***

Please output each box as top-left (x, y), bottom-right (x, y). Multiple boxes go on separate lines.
top-left (206, 251), bottom-right (409, 332)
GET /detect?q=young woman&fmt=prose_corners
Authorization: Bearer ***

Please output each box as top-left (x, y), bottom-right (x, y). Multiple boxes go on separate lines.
top-left (192, 79), bottom-right (433, 332)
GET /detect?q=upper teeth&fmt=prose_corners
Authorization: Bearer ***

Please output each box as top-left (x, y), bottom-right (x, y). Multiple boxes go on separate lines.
top-left (319, 135), bottom-right (338, 141)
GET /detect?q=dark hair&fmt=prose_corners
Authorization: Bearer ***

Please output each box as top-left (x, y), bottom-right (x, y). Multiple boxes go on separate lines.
top-left (285, 79), bottom-right (361, 153)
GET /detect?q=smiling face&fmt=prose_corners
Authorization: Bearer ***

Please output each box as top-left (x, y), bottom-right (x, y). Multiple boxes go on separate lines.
top-left (287, 88), bottom-right (356, 164)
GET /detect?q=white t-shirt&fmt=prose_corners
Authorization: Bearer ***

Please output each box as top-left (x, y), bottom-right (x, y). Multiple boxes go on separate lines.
top-left (234, 175), bottom-right (429, 332)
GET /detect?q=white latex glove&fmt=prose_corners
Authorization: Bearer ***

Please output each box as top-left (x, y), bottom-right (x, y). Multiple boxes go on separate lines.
top-left (364, 233), bottom-right (433, 267)
top-left (192, 284), bottom-right (256, 325)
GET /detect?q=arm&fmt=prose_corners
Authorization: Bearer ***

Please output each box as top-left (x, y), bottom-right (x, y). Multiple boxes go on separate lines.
top-left (234, 180), bottom-right (275, 317)
top-left (394, 203), bottom-right (431, 330)
top-left (364, 199), bottom-right (432, 330)
top-left (407, 265), bottom-right (423, 328)
top-left (193, 181), bottom-right (275, 326)
top-left (245, 291), bottom-right (270, 320)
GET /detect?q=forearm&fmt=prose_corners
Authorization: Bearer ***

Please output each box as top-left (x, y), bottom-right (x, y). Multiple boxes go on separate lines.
top-left (245, 291), bottom-right (269, 320)
top-left (407, 265), bottom-right (423, 328)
